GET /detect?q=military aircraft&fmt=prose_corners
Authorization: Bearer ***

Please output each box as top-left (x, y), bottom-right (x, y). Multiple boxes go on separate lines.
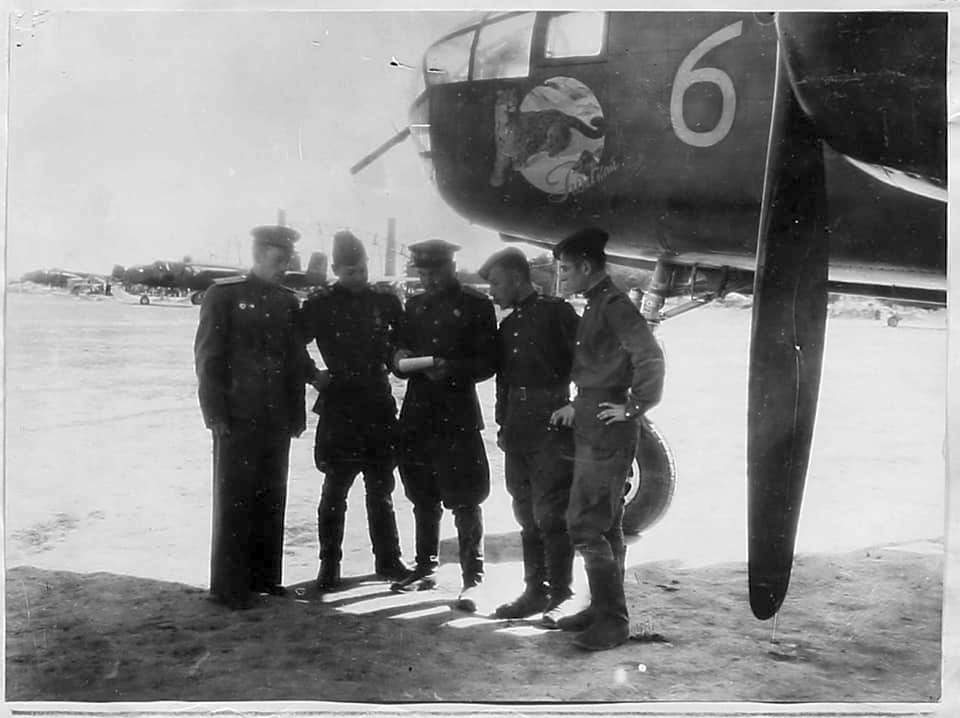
top-left (115, 252), bottom-right (329, 305)
top-left (352, 11), bottom-right (947, 620)
top-left (16, 268), bottom-right (112, 295)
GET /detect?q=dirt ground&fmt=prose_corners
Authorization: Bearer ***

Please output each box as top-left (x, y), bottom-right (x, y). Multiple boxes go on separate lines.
top-left (3, 545), bottom-right (944, 703)
top-left (3, 291), bottom-right (950, 706)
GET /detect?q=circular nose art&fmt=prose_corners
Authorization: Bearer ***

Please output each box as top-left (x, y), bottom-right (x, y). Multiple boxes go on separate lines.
top-left (490, 76), bottom-right (606, 195)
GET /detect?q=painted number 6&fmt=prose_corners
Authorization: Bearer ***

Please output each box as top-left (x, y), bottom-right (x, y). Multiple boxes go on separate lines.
top-left (670, 21), bottom-right (743, 148)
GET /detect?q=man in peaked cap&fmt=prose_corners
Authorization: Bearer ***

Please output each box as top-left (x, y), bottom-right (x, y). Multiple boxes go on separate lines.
top-left (194, 224), bottom-right (307, 610)
top-left (547, 227), bottom-right (665, 650)
top-left (390, 238), bottom-right (498, 612)
top-left (406, 238), bottom-right (461, 271)
top-left (300, 230), bottom-right (412, 591)
top-left (479, 247), bottom-right (581, 625)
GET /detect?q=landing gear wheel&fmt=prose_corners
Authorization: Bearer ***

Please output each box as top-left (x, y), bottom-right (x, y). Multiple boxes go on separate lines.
top-left (887, 314), bottom-right (901, 327)
top-left (622, 417), bottom-right (677, 536)
top-left (190, 291), bottom-right (205, 305)
top-left (139, 295), bottom-right (150, 305)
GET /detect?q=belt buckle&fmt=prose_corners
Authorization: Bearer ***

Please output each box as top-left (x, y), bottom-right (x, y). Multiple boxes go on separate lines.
top-left (519, 386), bottom-right (527, 401)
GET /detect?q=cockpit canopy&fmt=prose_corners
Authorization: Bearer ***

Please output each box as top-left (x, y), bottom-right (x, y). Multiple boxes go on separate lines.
top-left (423, 11), bottom-right (607, 86)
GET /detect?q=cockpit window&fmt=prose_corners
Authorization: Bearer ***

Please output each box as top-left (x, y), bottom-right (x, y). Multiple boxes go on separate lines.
top-left (424, 31), bottom-right (473, 86)
top-left (473, 13), bottom-right (536, 80)
top-left (544, 12), bottom-right (606, 59)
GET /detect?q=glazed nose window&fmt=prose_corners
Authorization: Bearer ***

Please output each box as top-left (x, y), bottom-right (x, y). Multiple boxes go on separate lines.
top-left (473, 13), bottom-right (536, 80)
top-left (545, 12), bottom-right (607, 59)
top-left (424, 31), bottom-right (473, 86)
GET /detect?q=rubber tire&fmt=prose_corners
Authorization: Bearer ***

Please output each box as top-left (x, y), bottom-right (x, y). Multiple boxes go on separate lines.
top-left (190, 291), bottom-right (205, 305)
top-left (139, 295), bottom-right (150, 306)
top-left (622, 417), bottom-right (677, 536)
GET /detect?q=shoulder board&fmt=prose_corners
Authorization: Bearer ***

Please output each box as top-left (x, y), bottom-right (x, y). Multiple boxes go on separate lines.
top-left (406, 292), bottom-right (427, 304)
top-left (212, 275), bottom-right (246, 286)
top-left (461, 285), bottom-right (491, 301)
top-left (277, 284), bottom-right (298, 295)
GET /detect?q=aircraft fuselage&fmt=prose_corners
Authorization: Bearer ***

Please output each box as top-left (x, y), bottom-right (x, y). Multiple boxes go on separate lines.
top-left (414, 12), bottom-right (945, 291)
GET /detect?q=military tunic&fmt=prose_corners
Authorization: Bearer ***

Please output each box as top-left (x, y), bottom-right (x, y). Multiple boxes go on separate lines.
top-left (396, 282), bottom-right (498, 507)
top-left (496, 290), bottom-right (579, 595)
top-left (194, 273), bottom-right (306, 606)
top-left (395, 281), bottom-right (497, 580)
top-left (302, 284), bottom-right (402, 467)
top-left (300, 283), bottom-right (406, 568)
top-left (566, 275), bottom-right (665, 547)
top-left (496, 291), bottom-right (578, 524)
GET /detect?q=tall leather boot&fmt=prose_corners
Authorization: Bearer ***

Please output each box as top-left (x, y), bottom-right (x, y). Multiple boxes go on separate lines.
top-left (316, 485), bottom-right (346, 591)
top-left (540, 531), bottom-right (577, 628)
top-left (453, 505), bottom-right (484, 612)
top-left (572, 543), bottom-right (630, 651)
top-left (493, 529), bottom-right (548, 619)
top-left (608, 524), bottom-right (627, 584)
top-left (391, 502), bottom-right (440, 592)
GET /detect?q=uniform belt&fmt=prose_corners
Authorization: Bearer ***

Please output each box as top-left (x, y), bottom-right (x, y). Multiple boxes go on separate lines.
top-left (508, 384), bottom-right (569, 402)
top-left (577, 387), bottom-right (629, 403)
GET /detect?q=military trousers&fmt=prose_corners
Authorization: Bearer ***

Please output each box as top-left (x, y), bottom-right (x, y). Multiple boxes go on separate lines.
top-left (505, 429), bottom-right (575, 592)
top-left (210, 425), bottom-right (290, 605)
top-left (398, 430), bottom-right (490, 583)
top-left (561, 389), bottom-right (638, 628)
top-left (567, 389), bottom-right (638, 565)
top-left (317, 460), bottom-right (403, 565)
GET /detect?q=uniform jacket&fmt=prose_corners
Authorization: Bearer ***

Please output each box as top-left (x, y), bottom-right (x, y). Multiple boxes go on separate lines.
top-left (301, 283), bottom-right (402, 403)
top-left (194, 273), bottom-right (306, 435)
top-left (495, 291), bottom-right (579, 449)
top-left (301, 283), bottom-right (402, 463)
top-left (396, 281), bottom-right (498, 436)
top-left (572, 275), bottom-right (665, 447)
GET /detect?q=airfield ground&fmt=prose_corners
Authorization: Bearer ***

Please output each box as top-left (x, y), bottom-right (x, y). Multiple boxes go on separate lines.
top-left (4, 291), bottom-right (949, 704)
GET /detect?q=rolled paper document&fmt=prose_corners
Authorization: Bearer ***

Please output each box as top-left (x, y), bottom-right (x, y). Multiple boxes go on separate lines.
top-left (397, 356), bottom-right (437, 373)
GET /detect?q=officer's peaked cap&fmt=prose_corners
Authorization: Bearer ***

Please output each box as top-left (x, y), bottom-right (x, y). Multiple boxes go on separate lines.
top-left (553, 227), bottom-right (609, 262)
top-left (252, 225), bottom-right (300, 252)
top-left (409, 239), bottom-right (461, 268)
top-left (332, 230), bottom-right (367, 266)
top-left (478, 246), bottom-right (529, 280)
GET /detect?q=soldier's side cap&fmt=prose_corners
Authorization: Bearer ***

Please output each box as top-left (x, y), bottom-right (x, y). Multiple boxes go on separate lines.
top-left (408, 238), bottom-right (461, 268)
top-left (251, 225), bottom-right (300, 252)
top-left (553, 227), bottom-right (609, 261)
top-left (478, 246), bottom-right (529, 280)
top-left (332, 230), bottom-right (367, 266)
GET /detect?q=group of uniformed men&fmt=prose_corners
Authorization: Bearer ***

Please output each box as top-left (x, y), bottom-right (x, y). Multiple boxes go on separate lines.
top-left (194, 223), bottom-right (664, 652)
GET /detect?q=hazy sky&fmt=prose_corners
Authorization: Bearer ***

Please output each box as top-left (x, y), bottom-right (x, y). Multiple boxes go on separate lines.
top-left (7, 4), bottom-right (955, 278)
top-left (7, 10), bottom-right (511, 276)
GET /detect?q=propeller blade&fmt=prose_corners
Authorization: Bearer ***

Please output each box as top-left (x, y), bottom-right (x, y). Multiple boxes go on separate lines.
top-left (350, 126), bottom-right (411, 175)
top-left (747, 39), bottom-right (829, 620)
